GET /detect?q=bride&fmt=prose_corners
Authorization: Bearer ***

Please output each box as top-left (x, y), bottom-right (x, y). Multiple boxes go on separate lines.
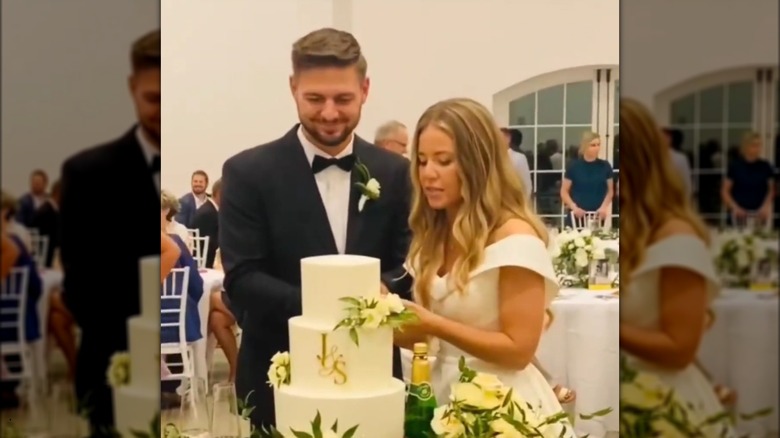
top-left (395, 97), bottom-right (574, 436)
top-left (618, 98), bottom-right (735, 437)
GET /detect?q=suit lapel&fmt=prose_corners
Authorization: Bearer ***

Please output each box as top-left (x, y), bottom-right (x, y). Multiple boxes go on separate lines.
top-left (283, 126), bottom-right (338, 253)
top-left (345, 141), bottom-right (370, 254)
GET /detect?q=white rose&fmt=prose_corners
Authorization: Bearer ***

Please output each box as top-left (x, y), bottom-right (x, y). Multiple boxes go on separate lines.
top-left (430, 405), bottom-right (465, 438)
top-left (471, 372), bottom-right (504, 393)
top-left (365, 178), bottom-right (381, 197)
top-left (579, 228), bottom-right (592, 237)
top-left (360, 307), bottom-right (385, 329)
top-left (491, 418), bottom-right (523, 438)
top-left (382, 293), bottom-right (406, 314)
top-left (574, 237), bottom-right (585, 248)
top-left (736, 249), bottom-right (750, 268)
top-left (372, 298), bottom-right (391, 317)
top-left (593, 248), bottom-right (606, 260)
top-left (574, 248), bottom-right (589, 267)
top-left (451, 382), bottom-right (502, 409)
top-left (271, 351), bottom-right (290, 367)
top-left (275, 364), bottom-right (288, 382)
top-left (266, 366), bottom-right (278, 386)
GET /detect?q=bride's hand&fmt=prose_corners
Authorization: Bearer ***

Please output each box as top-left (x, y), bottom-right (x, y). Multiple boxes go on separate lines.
top-left (401, 299), bottom-right (434, 331)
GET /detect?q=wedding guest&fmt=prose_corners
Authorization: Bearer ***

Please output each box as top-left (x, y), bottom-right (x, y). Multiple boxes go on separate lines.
top-left (0, 235), bottom-right (19, 280)
top-left (560, 131), bottom-right (614, 226)
top-left (161, 190), bottom-right (192, 248)
top-left (15, 169), bottom-right (49, 227)
top-left (161, 233), bottom-right (203, 345)
top-left (374, 120), bottom-right (409, 156)
top-left (161, 231), bottom-right (180, 283)
top-left (176, 170), bottom-right (209, 228)
top-left (59, 29), bottom-right (160, 434)
top-left (192, 178), bottom-right (221, 268)
top-left (501, 128), bottom-right (533, 198)
top-left (721, 132), bottom-right (774, 225)
top-left (31, 179), bottom-right (61, 267)
top-left (662, 128), bottom-right (692, 198)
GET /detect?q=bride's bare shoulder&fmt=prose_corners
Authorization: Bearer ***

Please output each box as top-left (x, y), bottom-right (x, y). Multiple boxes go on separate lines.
top-left (491, 218), bottom-right (537, 243)
top-left (650, 217), bottom-right (700, 244)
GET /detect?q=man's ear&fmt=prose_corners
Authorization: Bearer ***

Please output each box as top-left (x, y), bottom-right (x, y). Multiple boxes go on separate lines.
top-left (128, 74), bottom-right (136, 94)
top-left (289, 75), bottom-right (297, 97)
top-left (361, 76), bottom-right (370, 104)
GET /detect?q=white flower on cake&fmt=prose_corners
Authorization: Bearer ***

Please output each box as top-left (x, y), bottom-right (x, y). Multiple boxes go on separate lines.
top-left (106, 351), bottom-right (131, 387)
top-left (334, 293), bottom-right (418, 346)
top-left (266, 351), bottom-right (291, 388)
top-left (431, 358), bottom-right (609, 437)
top-left (353, 159), bottom-right (381, 212)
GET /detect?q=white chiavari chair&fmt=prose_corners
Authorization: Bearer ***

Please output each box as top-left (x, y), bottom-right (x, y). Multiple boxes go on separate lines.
top-left (160, 267), bottom-right (195, 383)
top-left (570, 211), bottom-right (603, 230)
top-left (0, 267), bottom-right (37, 389)
top-left (27, 228), bottom-right (48, 268)
top-left (190, 235), bottom-right (209, 270)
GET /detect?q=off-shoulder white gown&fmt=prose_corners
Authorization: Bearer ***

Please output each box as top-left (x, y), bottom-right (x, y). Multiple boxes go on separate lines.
top-left (420, 235), bottom-right (576, 437)
top-left (621, 235), bottom-right (736, 437)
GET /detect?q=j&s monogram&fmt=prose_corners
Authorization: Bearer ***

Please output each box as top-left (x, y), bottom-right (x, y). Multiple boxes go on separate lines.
top-left (317, 333), bottom-right (348, 385)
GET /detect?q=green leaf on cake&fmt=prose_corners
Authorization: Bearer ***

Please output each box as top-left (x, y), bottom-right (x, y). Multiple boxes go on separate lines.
top-left (311, 411), bottom-right (323, 438)
top-left (349, 327), bottom-right (359, 346)
top-left (290, 431), bottom-right (314, 438)
top-left (341, 424), bottom-right (360, 438)
top-left (331, 419), bottom-right (339, 432)
top-left (338, 297), bottom-right (362, 307)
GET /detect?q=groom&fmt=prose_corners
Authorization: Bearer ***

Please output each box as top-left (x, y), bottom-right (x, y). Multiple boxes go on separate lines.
top-left (220, 28), bottom-right (413, 428)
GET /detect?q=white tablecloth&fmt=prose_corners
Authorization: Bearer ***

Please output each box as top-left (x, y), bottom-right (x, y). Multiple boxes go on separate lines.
top-left (699, 289), bottom-right (779, 436)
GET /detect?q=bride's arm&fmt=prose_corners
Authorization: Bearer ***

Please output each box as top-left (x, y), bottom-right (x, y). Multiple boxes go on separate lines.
top-left (406, 265), bottom-right (546, 370)
top-left (393, 325), bottom-right (427, 350)
top-left (620, 266), bottom-right (707, 369)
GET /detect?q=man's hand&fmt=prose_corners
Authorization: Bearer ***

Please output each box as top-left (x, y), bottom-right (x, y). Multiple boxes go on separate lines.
top-left (380, 282), bottom-right (390, 296)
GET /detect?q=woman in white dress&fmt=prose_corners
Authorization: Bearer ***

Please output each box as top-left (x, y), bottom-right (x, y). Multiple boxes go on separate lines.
top-left (395, 97), bottom-right (575, 436)
top-left (619, 98), bottom-right (735, 437)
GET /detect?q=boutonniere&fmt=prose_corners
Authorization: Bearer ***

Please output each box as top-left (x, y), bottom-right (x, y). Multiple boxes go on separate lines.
top-left (354, 159), bottom-right (380, 212)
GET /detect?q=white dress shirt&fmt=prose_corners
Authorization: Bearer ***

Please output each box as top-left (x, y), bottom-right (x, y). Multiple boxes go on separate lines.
top-left (670, 149), bottom-right (692, 198)
top-left (508, 149), bottom-right (533, 198)
top-left (298, 126), bottom-right (354, 254)
top-left (135, 126), bottom-right (160, 192)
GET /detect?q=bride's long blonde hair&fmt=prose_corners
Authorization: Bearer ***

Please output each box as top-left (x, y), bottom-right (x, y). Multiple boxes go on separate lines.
top-left (619, 98), bottom-right (709, 287)
top-left (406, 98), bottom-right (547, 308)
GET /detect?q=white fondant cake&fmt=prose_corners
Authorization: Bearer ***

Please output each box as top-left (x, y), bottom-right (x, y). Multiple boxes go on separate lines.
top-left (275, 255), bottom-right (405, 438)
top-left (113, 256), bottom-right (161, 435)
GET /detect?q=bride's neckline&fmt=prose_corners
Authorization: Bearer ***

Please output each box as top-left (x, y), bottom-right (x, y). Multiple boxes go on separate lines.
top-left (435, 233), bottom-right (536, 279)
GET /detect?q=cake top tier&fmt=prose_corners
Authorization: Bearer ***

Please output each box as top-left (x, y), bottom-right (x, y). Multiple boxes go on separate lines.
top-left (300, 255), bottom-right (380, 327)
top-left (139, 256), bottom-right (160, 319)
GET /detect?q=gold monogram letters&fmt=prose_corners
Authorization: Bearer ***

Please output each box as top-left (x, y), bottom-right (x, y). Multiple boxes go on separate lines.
top-left (317, 333), bottom-right (348, 385)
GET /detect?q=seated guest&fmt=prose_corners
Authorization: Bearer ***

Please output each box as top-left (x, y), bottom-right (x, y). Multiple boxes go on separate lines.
top-left (192, 178), bottom-right (221, 268)
top-left (161, 189), bottom-right (192, 249)
top-left (161, 231), bottom-right (180, 282)
top-left (161, 233), bottom-right (204, 346)
top-left (0, 235), bottom-right (18, 280)
top-left (0, 191), bottom-right (43, 403)
top-left (31, 179), bottom-right (61, 268)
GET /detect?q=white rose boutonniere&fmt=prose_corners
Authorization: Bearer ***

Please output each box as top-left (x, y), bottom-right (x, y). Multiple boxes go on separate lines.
top-left (353, 159), bottom-right (380, 212)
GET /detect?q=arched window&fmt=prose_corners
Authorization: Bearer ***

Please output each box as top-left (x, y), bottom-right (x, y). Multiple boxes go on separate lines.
top-left (493, 66), bottom-right (619, 228)
top-left (655, 67), bottom-right (778, 226)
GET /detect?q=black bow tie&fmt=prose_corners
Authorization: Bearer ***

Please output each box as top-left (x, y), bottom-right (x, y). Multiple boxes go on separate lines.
top-left (150, 156), bottom-right (161, 173)
top-left (311, 154), bottom-right (356, 174)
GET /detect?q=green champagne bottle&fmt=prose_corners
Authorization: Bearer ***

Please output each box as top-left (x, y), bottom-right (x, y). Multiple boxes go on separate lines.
top-left (404, 342), bottom-right (438, 438)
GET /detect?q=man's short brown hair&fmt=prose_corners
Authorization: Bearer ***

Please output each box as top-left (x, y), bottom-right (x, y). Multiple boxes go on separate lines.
top-left (131, 29), bottom-right (160, 72)
top-left (291, 28), bottom-right (367, 77)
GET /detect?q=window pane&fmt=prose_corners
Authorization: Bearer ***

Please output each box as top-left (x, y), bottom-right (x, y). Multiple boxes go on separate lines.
top-left (670, 95), bottom-right (695, 125)
top-left (537, 127), bottom-right (563, 171)
top-left (679, 128), bottom-right (695, 168)
top-left (563, 126), bottom-right (588, 168)
top-left (537, 85), bottom-right (565, 125)
top-left (699, 86), bottom-right (725, 124)
top-left (517, 127), bottom-right (535, 155)
top-left (696, 172), bottom-right (723, 215)
top-left (565, 81), bottom-right (592, 125)
top-left (727, 128), bottom-right (749, 163)
top-left (534, 172), bottom-right (563, 215)
top-left (509, 94), bottom-right (535, 126)
top-left (727, 81), bottom-right (753, 124)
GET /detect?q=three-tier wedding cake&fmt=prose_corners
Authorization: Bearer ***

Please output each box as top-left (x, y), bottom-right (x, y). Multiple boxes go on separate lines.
top-left (113, 256), bottom-right (161, 435)
top-left (273, 255), bottom-right (406, 437)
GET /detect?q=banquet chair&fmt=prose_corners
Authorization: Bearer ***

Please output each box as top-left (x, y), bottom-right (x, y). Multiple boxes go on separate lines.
top-left (0, 267), bottom-right (42, 394)
top-left (160, 267), bottom-right (195, 383)
top-left (731, 212), bottom-right (772, 231)
top-left (190, 235), bottom-right (209, 270)
top-left (27, 228), bottom-right (48, 268)
top-left (570, 211), bottom-right (605, 230)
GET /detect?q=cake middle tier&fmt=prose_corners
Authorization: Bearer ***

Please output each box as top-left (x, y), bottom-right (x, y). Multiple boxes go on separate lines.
top-left (300, 254), bottom-right (380, 326)
top-left (288, 316), bottom-right (394, 393)
top-left (129, 316), bottom-right (159, 392)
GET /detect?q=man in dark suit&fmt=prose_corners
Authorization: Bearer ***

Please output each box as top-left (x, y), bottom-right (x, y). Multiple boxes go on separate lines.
top-left (31, 179), bottom-right (61, 268)
top-left (192, 178), bottom-right (221, 268)
top-left (220, 28), bottom-right (412, 428)
top-left (59, 29), bottom-right (160, 436)
top-left (16, 169), bottom-right (49, 227)
top-left (176, 170), bottom-right (210, 228)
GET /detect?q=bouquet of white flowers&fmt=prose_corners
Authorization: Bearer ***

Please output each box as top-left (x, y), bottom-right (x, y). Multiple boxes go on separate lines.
top-left (619, 354), bottom-right (733, 437)
top-left (551, 228), bottom-right (614, 288)
top-left (713, 229), bottom-right (776, 287)
top-left (430, 358), bottom-right (602, 438)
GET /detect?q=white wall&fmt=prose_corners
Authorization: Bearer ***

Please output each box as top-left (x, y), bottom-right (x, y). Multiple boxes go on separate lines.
top-left (621, 0), bottom-right (778, 110)
top-left (161, 0), bottom-right (618, 196)
top-left (1, 0), bottom-right (159, 195)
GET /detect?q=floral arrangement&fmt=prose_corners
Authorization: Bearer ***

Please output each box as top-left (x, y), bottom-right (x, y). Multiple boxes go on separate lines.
top-left (619, 353), bottom-right (736, 437)
top-left (354, 159), bottom-right (380, 212)
top-left (430, 358), bottom-right (610, 437)
top-left (334, 292), bottom-right (418, 346)
top-left (267, 351), bottom-right (291, 388)
top-left (238, 391), bottom-right (359, 438)
top-left (713, 229), bottom-right (777, 287)
top-left (551, 228), bottom-right (615, 288)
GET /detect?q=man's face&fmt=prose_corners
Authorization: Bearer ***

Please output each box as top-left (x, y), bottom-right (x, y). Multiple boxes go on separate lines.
top-left (129, 67), bottom-right (161, 146)
top-left (191, 175), bottom-right (207, 194)
top-left (30, 175), bottom-right (46, 194)
top-left (290, 66), bottom-right (369, 149)
top-left (380, 128), bottom-right (409, 155)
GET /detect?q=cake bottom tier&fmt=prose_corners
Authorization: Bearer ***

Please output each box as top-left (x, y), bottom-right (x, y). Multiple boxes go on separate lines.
top-left (113, 385), bottom-right (160, 436)
top-left (275, 379), bottom-right (406, 438)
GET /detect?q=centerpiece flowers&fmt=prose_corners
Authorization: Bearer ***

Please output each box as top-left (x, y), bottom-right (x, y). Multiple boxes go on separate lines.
top-left (551, 228), bottom-right (615, 288)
